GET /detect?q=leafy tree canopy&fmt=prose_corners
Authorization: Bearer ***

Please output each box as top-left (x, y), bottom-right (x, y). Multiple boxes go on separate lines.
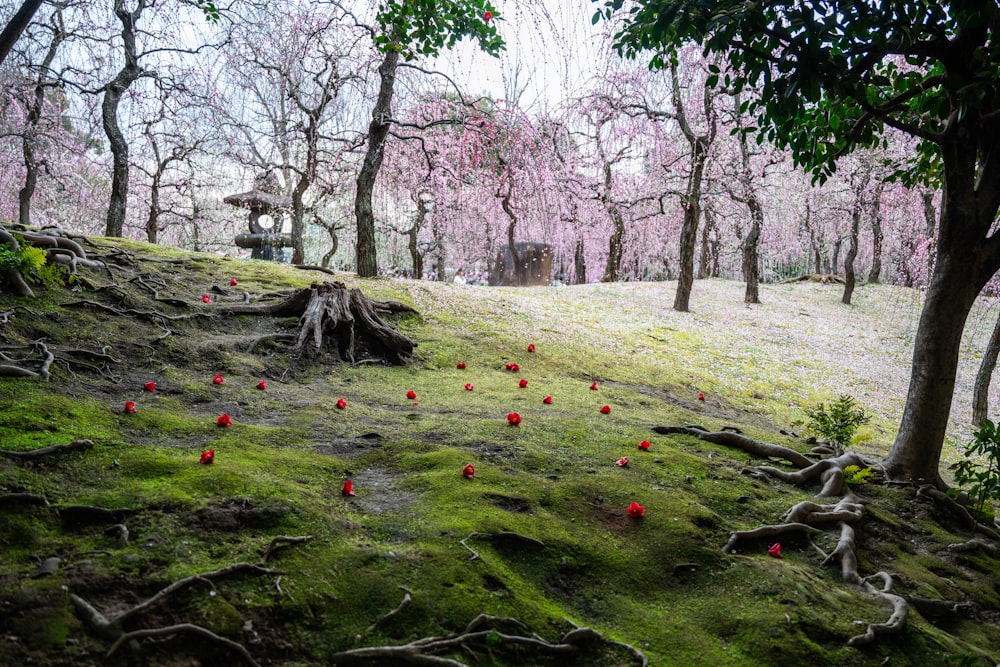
top-left (376, 0), bottom-right (503, 58)
top-left (595, 0), bottom-right (1000, 185)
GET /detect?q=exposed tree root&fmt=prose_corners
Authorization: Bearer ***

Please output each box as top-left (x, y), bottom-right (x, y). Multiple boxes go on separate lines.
top-left (105, 623), bottom-right (261, 666)
top-left (260, 534), bottom-right (313, 563)
top-left (652, 424), bottom-right (814, 468)
top-left (0, 340), bottom-right (54, 380)
top-left (722, 523), bottom-right (822, 554)
top-left (459, 531), bottom-right (545, 561)
top-left (915, 484), bottom-right (1000, 540)
top-left (330, 607), bottom-right (647, 666)
top-left (653, 424), bottom-right (915, 650)
top-left (1, 223), bottom-right (107, 297)
top-left (946, 537), bottom-right (999, 555)
top-left (847, 573), bottom-right (909, 647)
top-left (217, 281), bottom-right (416, 364)
top-left (362, 587), bottom-right (412, 637)
top-left (1, 439), bottom-right (93, 460)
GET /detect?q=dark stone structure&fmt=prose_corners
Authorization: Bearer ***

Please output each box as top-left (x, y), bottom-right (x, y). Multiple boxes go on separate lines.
top-left (489, 242), bottom-right (554, 287)
top-left (224, 172), bottom-right (294, 261)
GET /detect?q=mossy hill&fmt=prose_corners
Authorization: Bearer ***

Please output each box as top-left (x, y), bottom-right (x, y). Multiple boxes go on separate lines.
top-left (0, 238), bottom-right (997, 666)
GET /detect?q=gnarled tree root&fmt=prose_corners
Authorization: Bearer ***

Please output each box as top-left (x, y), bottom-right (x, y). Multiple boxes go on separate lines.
top-left (217, 281), bottom-right (417, 364)
top-left (331, 608), bottom-right (647, 666)
top-left (654, 424), bottom-right (907, 650)
top-left (105, 623), bottom-right (261, 666)
top-left (1, 439), bottom-right (93, 460)
top-left (847, 573), bottom-right (909, 647)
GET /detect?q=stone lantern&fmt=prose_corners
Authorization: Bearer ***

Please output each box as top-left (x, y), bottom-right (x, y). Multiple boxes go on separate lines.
top-left (224, 172), bottom-right (294, 261)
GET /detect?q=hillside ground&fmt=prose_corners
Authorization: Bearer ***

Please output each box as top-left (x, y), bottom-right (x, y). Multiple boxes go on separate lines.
top-left (0, 238), bottom-right (998, 666)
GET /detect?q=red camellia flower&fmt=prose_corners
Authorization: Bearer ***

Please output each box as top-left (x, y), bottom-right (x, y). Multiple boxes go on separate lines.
top-left (590, 381), bottom-right (598, 391)
top-left (256, 380), bottom-right (267, 390)
top-left (698, 392), bottom-right (705, 401)
top-left (542, 395), bottom-right (553, 404)
top-left (216, 413), bottom-right (232, 427)
top-left (615, 456), bottom-right (629, 467)
top-left (124, 401), bottom-right (136, 414)
top-left (456, 362), bottom-right (467, 369)
top-left (143, 381), bottom-right (156, 392)
top-left (627, 502), bottom-right (645, 518)
top-left (600, 405), bottom-right (611, 415)
top-left (638, 440), bottom-right (651, 451)
top-left (336, 398), bottom-right (347, 409)
top-left (527, 343), bottom-right (535, 353)
top-left (201, 294), bottom-right (211, 303)
top-left (213, 373), bottom-right (224, 385)
top-left (464, 383), bottom-right (474, 391)
top-left (504, 363), bottom-right (519, 372)
top-left (341, 480), bottom-right (356, 497)
top-left (768, 543), bottom-right (783, 558)
top-left (518, 379), bottom-right (528, 388)
top-left (229, 278), bottom-right (238, 286)
top-left (463, 464), bottom-right (475, 479)
top-left (484, 9), bottom-right (493, 22)
top-left (506, 412), bottom-right (521, 426)
top-left (200, 449), bottom-right (215, 464)
top-left (406, 390), bottom-right (417, 400)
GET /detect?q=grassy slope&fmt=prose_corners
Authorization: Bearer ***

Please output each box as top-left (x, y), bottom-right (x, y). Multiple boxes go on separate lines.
top-left (0, 239), bottom-right (998, 666)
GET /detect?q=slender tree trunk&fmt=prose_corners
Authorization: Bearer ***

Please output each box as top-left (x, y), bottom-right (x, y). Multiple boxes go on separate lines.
top-left (842, 219), bottom-right (859, 304)
top-left (407, 195), bottom-right (428, 279)
top-left (355, 49), bottom-right (398, 277)
top-left (574, 237), bottom-right (587, 284)
top-left (103, 0), bottom-right (145, 238)
top-left (697, 208), bottom-right (714, 279)
top-left (146, 173), bottom-right (160, 243)
top-left (0, 0), bottom-right (43, 68)
top-left (671, 61), bottom-right (716, 312)
top-left (601, 202), bottom-right (624, 282)
top-left (868, 182), bottom-right (885, 283)
top-left (742, 196), bottom-right (762, 304)
top-left (18, 11), bottom-right (64, 228)
top-left (973, 309), bottom-right (1000, 427)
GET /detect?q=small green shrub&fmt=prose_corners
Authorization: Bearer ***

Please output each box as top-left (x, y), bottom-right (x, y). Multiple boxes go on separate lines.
top-left (805, 394), bottom-right (871, 447)
top-left (843, 464), bottom-right (873, 485)
top-left (949, 419), bottom-right (1000, 516)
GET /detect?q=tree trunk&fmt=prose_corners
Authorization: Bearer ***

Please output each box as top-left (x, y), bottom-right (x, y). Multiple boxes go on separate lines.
top-left (697, 208), bottom-right (714, 280)
top-left (868, 182), bottom-right (885, 283)
top-left (355, 49), bottom-right (398, 277)
top-left (102, 0), bottom-right (145, 238)
top-left (145, 173), bottom-right (160, 244)
top-left (18, 12), bottom-right (63, 228)
top-left (601, 202), bottom-right (624, 282)
top-left (973, 309), bottom-right (1000, 427)
top-left (742, 196), bottom-right (762, 304)
top-left (842, 223), bottom-right (858, 304)
top-left (671, 60), bottom-right (715, 313)
top-left (0, 0), bottom-right (43, 68)
top-left (574, 237), bottom-right (587, 284)
top-left (882, 141), bottom-right (1000, 484)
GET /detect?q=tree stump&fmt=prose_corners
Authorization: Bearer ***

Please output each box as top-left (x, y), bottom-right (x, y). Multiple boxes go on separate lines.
top-left (219, 281), bottom-right (417, 364)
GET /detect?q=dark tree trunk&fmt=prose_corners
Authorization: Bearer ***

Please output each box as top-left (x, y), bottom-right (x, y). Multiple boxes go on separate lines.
top-left (498, 173), bottom-right (522, 282)
top-left (882, 118), bottom-right (1000, 484)
top-left (697, 208), bottom-right (714, 279)
top-left (842, 221), bottom-right (859, 304)
top-left (103, 0), bottom-right (146, 238)
top-left (868, 182), bottom-right (885, 283)
top-left (0, 0), bottom-right (43, 68)
top-left (18, 10), bottom-right (64, 228)
top-left (742, 196), bottom-right (762, 304)
top-left (973, 310), bottom-right (1000, 427)
top-left (842, 168), bottom-right (869, 305)
top-left (830, 236), bottom-right (843, 276)
top-left (601, 201), bottom-right (624, 282)
top-left (671, 63), bottom-right (716, 312)
top-left (407, 195), bottom-right (428, 279)
top-left (574, 237), bottom-right (587, 284)
top-left (355, 49), bottom-right (398, 277)
top-left (146, 172), bottom-right (160, 243)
